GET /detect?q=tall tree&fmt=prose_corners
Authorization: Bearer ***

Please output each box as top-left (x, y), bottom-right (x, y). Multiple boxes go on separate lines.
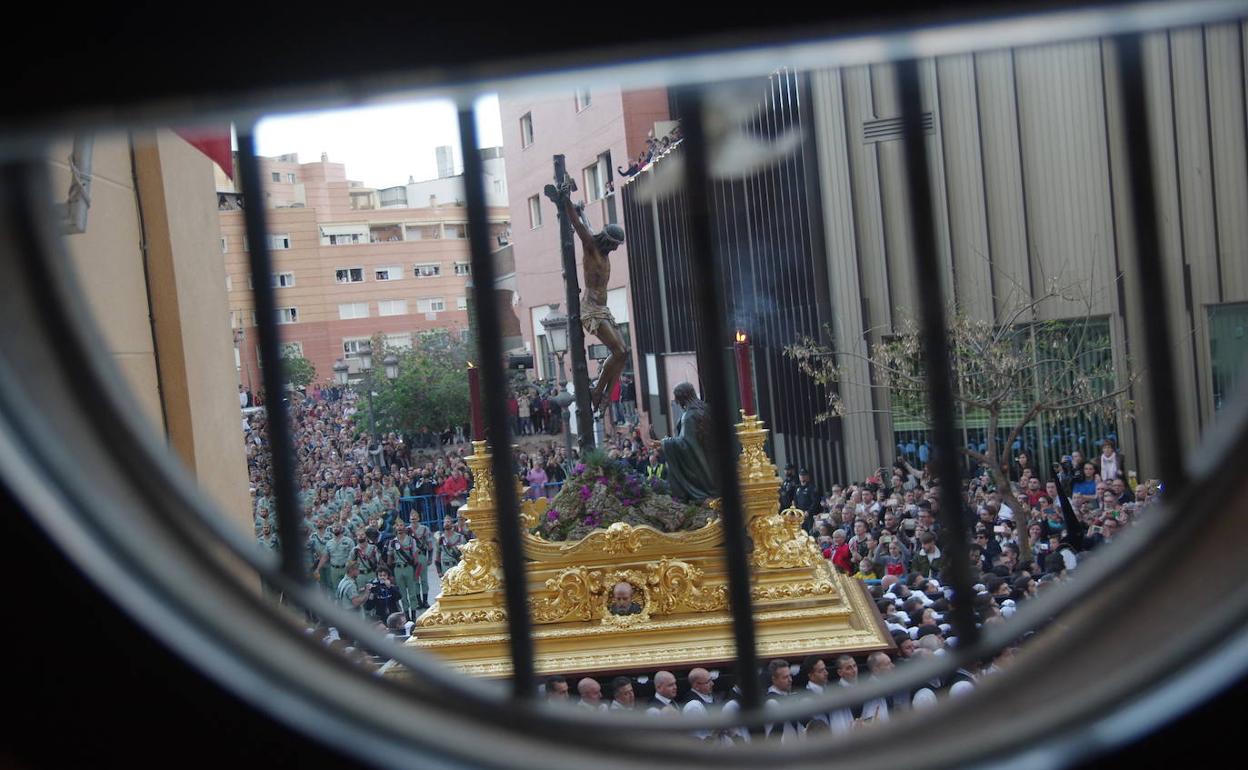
top-left (366, 331), bottom-right (471, 437)
top-left (281, 346), bottom-right (316, 389)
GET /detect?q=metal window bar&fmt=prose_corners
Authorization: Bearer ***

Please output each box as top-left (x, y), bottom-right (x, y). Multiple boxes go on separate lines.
top-left (236, 131), bottom-right (305, 583)
top-left (676, 86), bottom-right (761, 711)
top-left (1113, 34), bottom-right (1188, 496)
top-left (458, 105), bottom-right (536, 698)
top-left (896, 59), bottom-right (980, 648)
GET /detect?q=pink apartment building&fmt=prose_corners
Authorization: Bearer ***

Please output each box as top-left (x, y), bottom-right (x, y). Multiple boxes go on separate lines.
top-left (498, 84), bottom-right (670, 400)
top-left (219, 152), bottom-right (509, 390)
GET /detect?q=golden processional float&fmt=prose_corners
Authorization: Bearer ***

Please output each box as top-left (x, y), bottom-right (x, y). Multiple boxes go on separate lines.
top-left (392, 398), bottom-right (892, 678)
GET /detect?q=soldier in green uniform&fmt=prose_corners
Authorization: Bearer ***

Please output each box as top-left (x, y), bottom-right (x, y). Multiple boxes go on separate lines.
top-left (388, 521), bottom-right (424, 616)
top-left (409, 516), bottom-right (436, 607)
top-left (320, 524), bottom-right (355, 593)
top-left (257, 524), bottom-right (281, 602)
top-left (353, 527), bottom-right (382, 589)
top-left (336, 561), bottom-right (371, 616)
top-left (435, 515), bottom-right (467, 577)
top-left (309, 519), bottom-right (332, 593)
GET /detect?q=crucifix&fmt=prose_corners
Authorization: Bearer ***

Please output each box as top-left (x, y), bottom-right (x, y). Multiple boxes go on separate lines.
top-left (543, 155), bottom-right (627, 451)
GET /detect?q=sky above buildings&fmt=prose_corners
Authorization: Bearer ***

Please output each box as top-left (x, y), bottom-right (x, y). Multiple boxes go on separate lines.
top-left (254, 95), bottom-right (504, 190)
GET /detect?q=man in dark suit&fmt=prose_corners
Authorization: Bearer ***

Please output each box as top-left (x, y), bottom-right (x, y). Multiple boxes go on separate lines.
top-left (794, 468), bottom-right (822, 534)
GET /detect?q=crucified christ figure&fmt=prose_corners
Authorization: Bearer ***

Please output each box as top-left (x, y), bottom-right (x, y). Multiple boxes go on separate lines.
top-left (549, 182), bottom-right (627, 413)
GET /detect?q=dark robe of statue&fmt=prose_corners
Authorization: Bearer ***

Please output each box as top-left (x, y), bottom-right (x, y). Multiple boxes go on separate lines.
top-left (660, 383), bottom-right (719, 503)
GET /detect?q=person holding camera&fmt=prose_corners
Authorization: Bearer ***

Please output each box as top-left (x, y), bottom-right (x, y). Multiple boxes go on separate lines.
top-left (364, 567), bottom-right (402, 624)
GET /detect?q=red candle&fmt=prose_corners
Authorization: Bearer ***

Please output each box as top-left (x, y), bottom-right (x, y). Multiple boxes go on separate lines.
top-left (467, 362), bottom-right (485, 440)
top-left (735, 331), bottom-right (755, 416)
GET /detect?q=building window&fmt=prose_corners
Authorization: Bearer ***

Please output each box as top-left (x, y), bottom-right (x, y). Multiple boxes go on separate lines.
top-left (528, 195), bottom-right (542, 229)
top-left (378, 187), bottom-right (408, 208)
top-left (385, 333), bottom-right (413, 350)
top-left (271, 172), bottom-right (281, 183)
top-left (520, 112), bottom-right (534, 148)
top-left (585, 152), bottom-right (611, 202)
top-left (271, 272), bottom-right (295, 288)
top-left (280, 341), bottom-right (304, 358)
top-left (335, 267), bottom-right (365, 284)
top-left (225, 275), bottom-right (232, 292)
top-left (456, 296), bottom-right (468, 310)
top-left (405, 225), bottom-right (441, 240)
top-left (342, 337), bottom-right (371, 359)
top-left (242, 235), bottom-right (249, 252)
top-left (328, 233), bottom-right (361, 245)
top-left (369, 224), bottom-right (404, 243)
top-left (220, 236), bottom-right (227, 254)
top-left (378, 300), bottom-right (408, 317)
top-left (413, 263), bottom-right (441, 278)
top-left (270, 233), bottom-right (291, 250)
top-left (1210, 302), bottom-right (1248, 412)
top-left (375, 266), bottom-right (403, 281)
top-left (444, 224), bottom-right (466, 239)
top-left (575, 88), bottom-right (592, 112)
top-left (276, 307), bottom-right (298, 324)
top-left (338, 302), bottom-right (370, 320)
top-left (519, 111), bottom-right (534, 147)
top-left (453, 262), bottom-right (471, 276)
top-left (287, 173), bottom-right (297, 184)
top-left (417, 298), bottom-right (445, 313)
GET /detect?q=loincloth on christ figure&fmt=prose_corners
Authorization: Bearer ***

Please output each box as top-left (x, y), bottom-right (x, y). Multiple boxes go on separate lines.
top-left (581, 296), bottom-right (617, 337)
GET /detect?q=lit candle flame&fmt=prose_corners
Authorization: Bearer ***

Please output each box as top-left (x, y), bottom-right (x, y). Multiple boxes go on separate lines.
top-left (735, 331), bottom-right (747, 344)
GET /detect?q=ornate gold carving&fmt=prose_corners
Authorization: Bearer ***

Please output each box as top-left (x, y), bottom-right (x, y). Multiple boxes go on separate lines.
top-left (737, 411), bottom-right (776, 484)
top-left (519, 496), bottom-right (546, 531)
top-left (527, 559), bottom-right (728, 625)
top-left (650, 558), bottom-right (728, 613)
top-left (439, 539), bottom-right (502, 595)
top-left (749, 509), bottom-right (823, 569)
top-left (464, 441), bottom-right (495, 516)
top-left (529, 567), bottom-right (603, 623)
top-left (597, 522), bottom-right (646, 554)
top-left (522, 518), bottom-right (723, 562)
top-left (415, 607), bottom-right (508, 628)
top-left (752, 578), bottom-right (836, 601)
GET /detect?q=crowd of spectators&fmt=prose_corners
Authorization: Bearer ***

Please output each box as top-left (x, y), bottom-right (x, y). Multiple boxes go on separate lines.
top-left (522, 436), bottom-right (1159, 741)
top-left (617, 125), bottom-right (685, 178)
top-left (247, 378), bottom-right (1151, 740)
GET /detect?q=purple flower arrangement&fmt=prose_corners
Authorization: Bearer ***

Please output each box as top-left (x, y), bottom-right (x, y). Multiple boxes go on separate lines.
top-left (532, 450), bottom-right (715, 541)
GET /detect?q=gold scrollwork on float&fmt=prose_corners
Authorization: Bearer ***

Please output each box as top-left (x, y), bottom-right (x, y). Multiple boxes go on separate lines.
top-left (416, 606), bottom-right (507, 628)
top-left (749, 506), bottom-right (823, 569)
top-left (752, 578), bottom-right (836, 602)
top-left (519, 496), bottom-right (546, 530)
top-left (649, 558), bottom-right (727, 614)
top-left (528, 559), bottom-right (728, 625)
top-left (530, 567), bottom-right (605, 623)
top-left (439, 539), bottom-right (502, 595)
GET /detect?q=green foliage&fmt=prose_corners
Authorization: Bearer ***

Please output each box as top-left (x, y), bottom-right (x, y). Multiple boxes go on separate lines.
top-left (366, 330), bottom-right (471, 436)
top-left (281, 347), bottom-right (316, 388)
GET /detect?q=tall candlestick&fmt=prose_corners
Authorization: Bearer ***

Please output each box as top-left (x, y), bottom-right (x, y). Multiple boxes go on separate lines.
top-left (735, 330), bottom-right (755, 416)
top-left (467, 362), bottom-right (485, 441)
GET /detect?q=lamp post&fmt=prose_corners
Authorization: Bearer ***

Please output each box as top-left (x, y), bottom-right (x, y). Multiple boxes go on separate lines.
top-left (344, 343), bottom-right (399, 469)
top-left (540, 308), bottom-right (575, 467)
